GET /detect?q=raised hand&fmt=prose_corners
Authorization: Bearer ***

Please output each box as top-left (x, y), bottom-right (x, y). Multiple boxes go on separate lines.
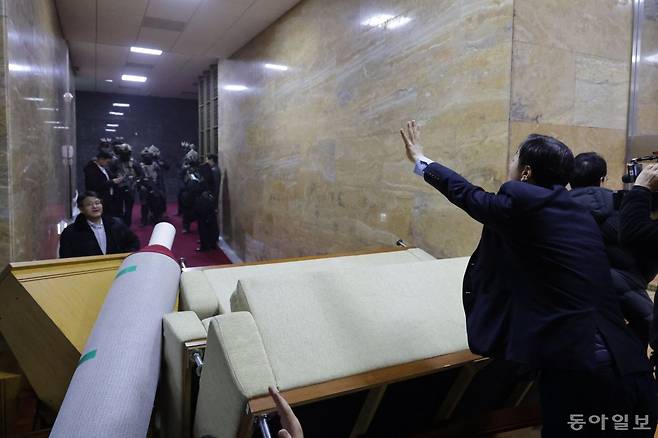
top-left (400, 120), bottom-right (425, 163)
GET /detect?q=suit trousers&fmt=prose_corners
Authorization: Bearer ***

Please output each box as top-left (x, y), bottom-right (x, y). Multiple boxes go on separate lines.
top-left (539, 365), bottom-right (657, 437)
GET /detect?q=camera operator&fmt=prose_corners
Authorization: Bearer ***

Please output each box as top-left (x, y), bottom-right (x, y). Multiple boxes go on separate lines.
top-left (620, 162), bottom-right (658, 353)
top-left (570, 153), bottom-right (653, 348)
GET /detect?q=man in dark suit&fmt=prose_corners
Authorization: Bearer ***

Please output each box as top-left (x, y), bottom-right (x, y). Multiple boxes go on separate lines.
top-left (59, 191), bottom-right (140, 258)
top-left (83, 150), bottom-right (123, 217)
top-left (400, 121), bottom-right (656, 437)
top-left (196, 154), bottom-right (220, 251)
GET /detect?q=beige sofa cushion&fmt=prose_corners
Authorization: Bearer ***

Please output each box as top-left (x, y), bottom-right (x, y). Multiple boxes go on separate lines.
top-left (180, 270), bottom-right (222, 319)
top-left (231, 257), bottom-right (469, 391)
top-left (194, 312), bottom-right (276, 438)
top-left (197, 248), bottom-right (434, 316)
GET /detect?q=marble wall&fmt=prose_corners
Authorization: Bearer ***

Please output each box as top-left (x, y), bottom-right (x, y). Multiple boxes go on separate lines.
top-left (509, 0), bottom-right (633, 189)
top-left (0, 0), bottom-right (75, 265)
top-left (218, 0), bottom-right (515, 261)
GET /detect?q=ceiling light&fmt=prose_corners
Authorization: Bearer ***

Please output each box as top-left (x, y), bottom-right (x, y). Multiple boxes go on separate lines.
top-left (121, 74), bottom-right (147, 83)
top-left (53, 126), bottom-right (69, 130)
top-left (362, 14), bottom-right (394, 27)
top-left (265, 63), bottom-right (289, 71)
top-left (361, 14), bottom-right (411, 29)
top-left (23, 97), bottom-right (44, 102)
top-left (646, 54), bottom-right (658, 64)
top-left (106, 124), bottom-right (119, 127)
top-left (130, 46), bottom-right (163, 56)
top-left (386, 16), bottom-right (412, 29)
top-left (45, 121), bottom-right (60, 124)
top-left (223, 85), bottom-right (248, 91)
top-left (105, 128), bottom-right (116, 132)
top-left (108, 111), bottom-right (124, 116)
top-left (105, 79), bottom-right (113, 83)
top-left (113, 103), bottom-right (130, 107)
top-left (9, 63), bottom-right (31, 72)
top-left (38, 107), bottom-right (56, 111)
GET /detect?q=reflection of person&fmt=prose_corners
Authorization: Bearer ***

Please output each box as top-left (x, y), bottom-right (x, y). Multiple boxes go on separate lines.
top-left (59, 191), bottom-right (140, 258)
top-left (400, 121), bottom-right (656, 437)
top-left (269, 387), bottom-right (303, 438)
top-left (83, 150), bottom-right (123, 216)
top-left (620, 163), bottom-right (658, 354)
top-left (570, 152), bottom-right (653, 348)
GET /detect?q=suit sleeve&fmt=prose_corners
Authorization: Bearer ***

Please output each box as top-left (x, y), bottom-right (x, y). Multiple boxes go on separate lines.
top-left (59, 228), bottom-right (73, 258)
top-left (620, 187), bottom-right (658, 250)
top-left (423, 162), bottom-right (515, 229)
top-left (123, 226), bottom-right (140, 252)
top-left (84, 166), bottom-right (113, 192)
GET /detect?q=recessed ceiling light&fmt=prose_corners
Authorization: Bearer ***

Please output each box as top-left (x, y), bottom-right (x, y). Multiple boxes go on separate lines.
top-left (386, 16), bottom-right (412, 29)
top-left (105, 128), bottom-right (116, 132)
top-left (265, 63), bottom-right (289, 71)
top-left (9, 63), bottom-right (31, 72)
top-left (23, 97), bottom-right (44, 102)
top-left (53, 126), bottom-right (69, 130)
top-left (223, 85), bottom-right (248, 91)
top-left (106, 124), bottom-right (119, 127)
top-left (113, 103), bottom-right (130, 107)
top-left (361, 14), bottom-right (412, 29)
top-left (45, 121), bottom-right (60, 124)
top-left (38, 107), bottom-right (56, 111)
top-left (109, 111), bottom-right (124, 116)
top-left (105, 79), bottom-right (113, 83)
top-left (362, 14), bottom-right (394, 27)
top-left (130, 46), bottom-right (163, 56)
top-left (121, 74), bottom-right (147, 83)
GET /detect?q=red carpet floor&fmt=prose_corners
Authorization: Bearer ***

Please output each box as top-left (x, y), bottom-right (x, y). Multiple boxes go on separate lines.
top-left (130, 202), bottom-right (231, 267)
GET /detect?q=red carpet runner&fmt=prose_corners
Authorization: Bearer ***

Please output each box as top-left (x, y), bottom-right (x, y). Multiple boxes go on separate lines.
top-left (130, 202), bottom-right (231, 267)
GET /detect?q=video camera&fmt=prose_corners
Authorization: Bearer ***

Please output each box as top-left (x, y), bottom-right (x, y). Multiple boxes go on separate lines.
top-left (622, 152), bottom-right (658, 183)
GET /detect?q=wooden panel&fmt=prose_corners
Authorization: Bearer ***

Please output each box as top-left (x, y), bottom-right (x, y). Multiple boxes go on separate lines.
top-left (248, 350), bottom-right (480, 415)
top-left (0, 255), bottom-right (128, 410)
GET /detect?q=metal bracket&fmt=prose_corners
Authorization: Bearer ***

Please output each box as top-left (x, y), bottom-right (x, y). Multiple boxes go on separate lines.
top-left (191, 350), bottom-right (204, 377)
top-left (396, 239), bottom-right (407, 248)
top-left (255, 415), bottom-right (272, 438)
top-left (179, 257), bottom-right (188, 269)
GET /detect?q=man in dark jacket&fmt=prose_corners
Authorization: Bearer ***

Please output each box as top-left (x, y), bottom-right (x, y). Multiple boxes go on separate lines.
top-left (83, 150), bottom-right (123, 217)
top-left (570, 152), bottom-right (653, 347)
top-left (59, 191), bottom-right (140, 258)
top-left (196, 154), bottom-right (220, 251)
top-left (619, 163), bottom-right (658, 354)
top-left (401, 121), bottom-right (655, 437)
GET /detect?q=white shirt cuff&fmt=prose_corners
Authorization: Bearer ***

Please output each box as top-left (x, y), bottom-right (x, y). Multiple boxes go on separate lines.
top-left (413, 155), bottom-right (433, 176)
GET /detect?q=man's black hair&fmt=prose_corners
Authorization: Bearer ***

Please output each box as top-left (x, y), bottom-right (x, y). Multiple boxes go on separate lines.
top-left (570, 152), bottom-right (607, 188)
top-left (207, 154), bottom-right (218, 163)
top-left (517, 134), bottom-right (574, 188)
top-left (97, 150), bottom-right (113, 160)
top-left (77, 191), bottom-right (101, 208)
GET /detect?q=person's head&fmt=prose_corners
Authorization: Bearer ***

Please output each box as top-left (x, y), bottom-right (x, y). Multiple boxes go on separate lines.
top-left (570, 152), bottom-right (607, 188)
top-left (206, 154), bottom-right (218, 165)
top-left (508, 134), bottom-right (574, 188)
top-left (77, 191), bottom-right (103, 220)
top-left (95, 150), bottom-right (114, 167)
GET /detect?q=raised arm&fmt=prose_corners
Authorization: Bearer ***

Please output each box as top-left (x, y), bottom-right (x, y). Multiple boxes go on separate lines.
top-left (620, 164), bottom-right (658, 248)
top-left (400, 120), bottom-right (515, 228)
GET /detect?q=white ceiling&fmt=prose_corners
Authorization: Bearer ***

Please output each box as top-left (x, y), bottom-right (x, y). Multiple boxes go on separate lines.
top-left (55, 0), bottom-right (301, 99)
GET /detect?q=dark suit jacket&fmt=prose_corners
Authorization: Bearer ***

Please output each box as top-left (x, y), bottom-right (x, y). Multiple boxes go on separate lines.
top-left (83, 160), bottom-right (115, 202)
top-left (59, 214), bottom-right (140, 258)
top-left (424, 162), bottom-right (647, 375)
